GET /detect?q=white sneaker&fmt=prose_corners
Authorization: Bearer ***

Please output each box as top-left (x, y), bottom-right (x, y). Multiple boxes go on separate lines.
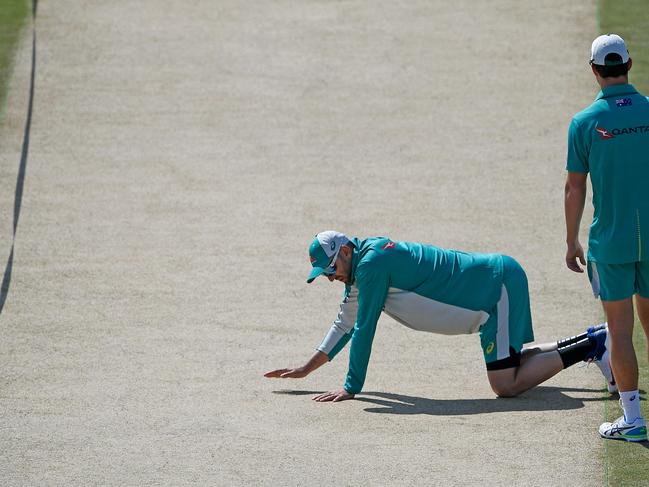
top-left (587, 324), bottom-right (617, 393)
top-left (599, 415), bottom-right (647, 442)
top-left (594, 358), bottom-right (617, 393)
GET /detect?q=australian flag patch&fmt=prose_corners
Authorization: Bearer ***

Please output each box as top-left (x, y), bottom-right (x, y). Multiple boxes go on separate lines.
top-left (616, 98), bottom-right (633, 107)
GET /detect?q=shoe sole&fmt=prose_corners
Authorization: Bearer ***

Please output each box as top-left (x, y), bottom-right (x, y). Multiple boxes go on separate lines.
top-left (600, 426), bottom-right (648, 442)
top-left (600, 433), bottom-right (648, 443)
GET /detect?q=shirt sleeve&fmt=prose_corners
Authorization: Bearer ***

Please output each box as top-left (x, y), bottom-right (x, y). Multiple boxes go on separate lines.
top-left (566, 117), bottom-right (589, 173)
top-left (317, 286), bottom-right (358, 360)
top-left (343, 262), bottom-right (390, 394)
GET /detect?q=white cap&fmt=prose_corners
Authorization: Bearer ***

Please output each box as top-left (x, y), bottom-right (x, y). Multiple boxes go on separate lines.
top-left (307, 231), bottom-right (350, 283)
top-left (591, 34), bottom-right (629, 66)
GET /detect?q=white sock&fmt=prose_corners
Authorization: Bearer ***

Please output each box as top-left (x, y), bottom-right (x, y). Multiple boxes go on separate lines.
top-left (620, 390), bottom-right (642, 422)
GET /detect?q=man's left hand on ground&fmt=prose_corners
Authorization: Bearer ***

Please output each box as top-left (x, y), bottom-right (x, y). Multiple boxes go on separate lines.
top-left (264, 367), bottom-right (308, 378)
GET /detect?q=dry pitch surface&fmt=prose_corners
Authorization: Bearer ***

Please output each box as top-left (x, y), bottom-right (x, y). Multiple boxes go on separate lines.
top-left (0, 1), bottom-right (606, 485)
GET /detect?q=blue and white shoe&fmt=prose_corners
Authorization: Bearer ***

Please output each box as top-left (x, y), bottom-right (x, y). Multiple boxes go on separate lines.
top-left (586, 324), bottom-right (617, 393)
top-left (599, 415), bottom-right (648, 442)
top-left (587, 322), bottom-right (607, 334)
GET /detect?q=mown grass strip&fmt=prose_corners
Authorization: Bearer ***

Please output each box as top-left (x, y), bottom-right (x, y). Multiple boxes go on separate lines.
top-left (0, 0), bottom-right (29, 119)
top-left (598, 1), bottom-right (649, 484)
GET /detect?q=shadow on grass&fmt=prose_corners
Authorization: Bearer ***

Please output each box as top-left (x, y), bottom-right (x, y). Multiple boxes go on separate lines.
top-left (607, 436), bottom-right (649, 450)
top-left (603, 392), bottom-right (649, 450)
top-left (273, 386), bottom-right (609, 415)
top-left (0, 0), bottom-right (37, 316)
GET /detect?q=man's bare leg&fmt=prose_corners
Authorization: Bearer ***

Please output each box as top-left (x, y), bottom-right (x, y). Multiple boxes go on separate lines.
top-left (487, 349), bottom-right (563, 397)
top-left (521, 341), bottom-right (559, 357)
top-left (635, 295), bottom-right (649, 364)
top-left (598, 296), bottom-right (647, 441)
top-left (487, 323), bottom-right (610, 397)
top-left (602, 298), bottom-right (637, 392)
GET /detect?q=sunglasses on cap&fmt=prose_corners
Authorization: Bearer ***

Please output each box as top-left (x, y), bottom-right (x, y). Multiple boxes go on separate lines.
top-left (322, 252), bottom-right (340, 276)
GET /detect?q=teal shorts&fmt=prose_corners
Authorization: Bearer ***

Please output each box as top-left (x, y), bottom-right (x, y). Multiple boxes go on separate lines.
top-left (480, 255), bottom-right (535, 369)
top-left (588, 260), bottom-right (649, 301)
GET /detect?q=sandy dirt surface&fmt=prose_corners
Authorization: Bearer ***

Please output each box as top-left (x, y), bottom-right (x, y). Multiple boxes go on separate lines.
top-left (0, 1), bottom-right (605, 485)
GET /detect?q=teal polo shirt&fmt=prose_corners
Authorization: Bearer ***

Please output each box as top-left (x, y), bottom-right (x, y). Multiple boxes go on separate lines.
top-left (567, 83), bottom-right (649, 263)
top-left (340, 237), bottom-right (504, 393)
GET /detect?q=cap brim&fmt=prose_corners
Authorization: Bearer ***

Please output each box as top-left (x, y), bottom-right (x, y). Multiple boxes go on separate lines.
top-left (307, 267), bottom-right (326, 283)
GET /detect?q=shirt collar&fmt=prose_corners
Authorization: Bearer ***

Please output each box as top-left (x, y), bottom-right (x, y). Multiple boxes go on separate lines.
top-left (595, 83), bottom-right (638, 101)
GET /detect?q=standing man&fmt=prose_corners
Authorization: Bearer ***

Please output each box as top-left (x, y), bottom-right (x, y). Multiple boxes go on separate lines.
top-left (266, 231), bottom-right (614, 402)
top-left (565, 34), bottom-right (649, 442)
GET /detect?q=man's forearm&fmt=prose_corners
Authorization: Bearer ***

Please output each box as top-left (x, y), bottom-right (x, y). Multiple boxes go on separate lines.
top-left (303, 350), bottom-right (329, 375)
top-left (264, 350), bottom-right (330, 379)
top-left (565, 180), bottom-right (586, 243)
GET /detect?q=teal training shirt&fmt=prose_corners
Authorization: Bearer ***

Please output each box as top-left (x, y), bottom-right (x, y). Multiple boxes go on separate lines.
top-left (567, 83), bottom-right (649, 263)
top-left (338, 237), bottom-right (504, 394)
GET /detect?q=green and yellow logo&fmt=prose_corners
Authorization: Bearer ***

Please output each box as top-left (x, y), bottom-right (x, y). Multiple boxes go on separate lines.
top-left (486, 342), bottom-right (495, 354)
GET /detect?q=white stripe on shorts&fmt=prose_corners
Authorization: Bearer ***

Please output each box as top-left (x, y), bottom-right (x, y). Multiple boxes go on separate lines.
top-left (590, 262), bottom-right (601, 298)
top-left (496, 284), bottom-right (510, 360)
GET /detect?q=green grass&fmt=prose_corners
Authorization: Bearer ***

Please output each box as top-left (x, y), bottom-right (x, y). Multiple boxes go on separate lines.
top-left (602, 323), bottom-right (649, 486)
top-left (599, 0), bottom-right (649, 94)
top-left (598, 2), bottom-right (649, 483)
top-left (0, 0), bottom-right (29, 119)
